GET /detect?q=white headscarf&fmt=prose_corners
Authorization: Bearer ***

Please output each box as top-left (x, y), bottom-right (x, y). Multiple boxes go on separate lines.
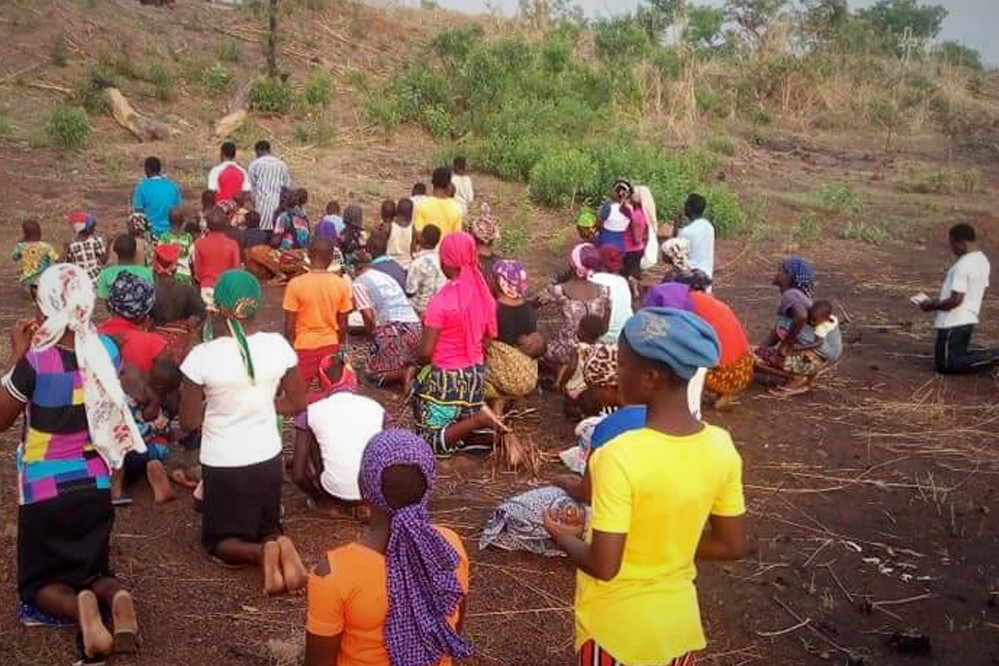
top-left (33, 264), bottom-right (145, 470)
top-left (636, 185), bottom-right (659, 269)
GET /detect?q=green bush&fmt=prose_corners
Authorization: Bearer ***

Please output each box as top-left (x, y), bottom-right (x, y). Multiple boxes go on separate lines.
top-left (215, 40), bottom-right (243, 63)
top-left (73, 68), bottom-right (116, 114)
top-left (793, 213), bottom-right (820, 241)
top-left (528, 149), bottom-right (599, 207)
top-left (421, 105), bottom-right (454, 139)
top-left (695, 84), bottom-right (729, 118)
top-left (250, 76), bottom-right (294, 114)
top-left (148, 63), bottom-right (177, 102)
top-left (304, 70), bottom-right (333, 106)
top-left (702, 132), bottom-right (736, 155)
top-left (364, 97), bottom-right (402, 133)
top-left (50, 33), bottom-right (68, 67)
top-left (44, 106), bottom-right (90, 149)
top-left (293, 115), bottom-right (335, 147)
top-left (817, 183), bottom-right (862, 215)
top-left (202, 64), bottom-right (231, 96)
top-left (959, 168), bottom-right (982, 193)
top-left (703, 186), bottom-right (745, 239)
top-left (843, 221), bottom-right (891, 244)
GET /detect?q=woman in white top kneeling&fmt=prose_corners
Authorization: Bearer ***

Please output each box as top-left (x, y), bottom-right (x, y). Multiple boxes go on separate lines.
top-left (291, 351), bottom-right (386, 518)
top-left (180, 270), bottom-right (308, 596)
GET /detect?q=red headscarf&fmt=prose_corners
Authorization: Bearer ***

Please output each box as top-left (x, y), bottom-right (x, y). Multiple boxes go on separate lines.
top-left (439, 232), bottom-right (497, 354)
top-left (153, 244), bottom-right (180, 276)
top-left (598, 245), bottom-right (623, 274)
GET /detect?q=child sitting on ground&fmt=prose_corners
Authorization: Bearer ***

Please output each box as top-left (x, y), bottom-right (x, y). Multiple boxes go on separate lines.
top-left (387, 197), bottom-right (414, 268)
top-left (772, 300), bottom-right (842, 395)
top-left (316, 201), bottom-right (343, 243)
top-left (64, 211), bottom-right (107, 284)
top-left (11, 219), bottom-right (59, 290)
top-left (112, 364), bottom-right (178, 506)
top-left (192, 208), bottom-right (242, 305)
top-left (405, 224), bottom-right (446, 316)
top-left (291, 353), bottom-right (382, 519)
top-left (273, 189), bottom-right (311, 252)
top-left (564, 314), bottom-right (618, 417)
top-left (231, 191), bottom-right (253, 228)
top-left (96, 234), bottom-right (154, 301)
top-left (158, 207), bottom-right (195, 284)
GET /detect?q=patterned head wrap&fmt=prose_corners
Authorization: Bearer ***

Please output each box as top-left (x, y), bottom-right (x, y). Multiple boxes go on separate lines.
top-left (660, 237), bottom-right (692, 271)
top-left (471, 203), bottom-right (500, 244)
top-left (108, 271), bottom-right (156, 321)
top-left (641, 282), bottom-right (694, 311)
top-left (439, 232), bottom-right (498, 355)
top-left (576, 211), bottom-right (597, 229)
top-left (620, 307), bottom-right (720, 380)
top-left (359, 429), bottom-right (473, 666)
top-left (493, 259), bottom-right (528, 300)
top-left (128, 212), bottom-right (151, 237)
top-left (781, 256), bottom-right (816, 295)
top-left (570, 243), bottom-right (599, 279)
top-left (67, 211), bottom-right (97, 235)
top-left (32, 265), bottom-right (145, 470)
top-left (153, 244), bottom-right (180, 276)
top-left (203, 270), bottom-right (262, 382)
top-left (318, 350), bottom-right (357, 395)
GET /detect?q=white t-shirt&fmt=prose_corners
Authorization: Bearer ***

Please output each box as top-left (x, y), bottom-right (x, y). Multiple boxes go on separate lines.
top-left (451, 174), bottom-right (474, 216)
top-left (602, 202), bottom-right (630, 233)
top-left (935, 250), bottom-right (991, 329)
top-left (181, 332), bottom-right (297, 468)
top-left (206, 161), bottom-right (251, 193)
top-left (589, 272), bottom-right (633, 342)
top-left (305, 393), bottom-right (384, 500)
top-left (678, 218), bottom-right (716, 278)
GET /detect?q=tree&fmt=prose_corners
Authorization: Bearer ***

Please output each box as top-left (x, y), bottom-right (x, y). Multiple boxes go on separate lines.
top-left (800, 0), bottom-right (849, 42)
top-left (857, 0), bottom-right (947, 41)
top-left (725, 0), bottom-right (787, 42)
top-left (636, 0), bottom-right (685, 44)
top-left (684, 5), bottom-right (726, 50)
top-left (593, 15), bottom-right (652, 66)
top-left (266, 0), bottom-right (279, 78)
top-left (933, 40), bottom-right (983, 70)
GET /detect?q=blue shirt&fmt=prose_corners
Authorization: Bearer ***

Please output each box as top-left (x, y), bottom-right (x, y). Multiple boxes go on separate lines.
top-left (591, 406), bottom-right (647, 451)
top-left (132, 176), bottom-right (183, 237)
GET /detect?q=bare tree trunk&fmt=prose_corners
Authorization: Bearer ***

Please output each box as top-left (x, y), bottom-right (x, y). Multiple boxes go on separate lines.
top-left (266, 0), bottom-right (279, 78)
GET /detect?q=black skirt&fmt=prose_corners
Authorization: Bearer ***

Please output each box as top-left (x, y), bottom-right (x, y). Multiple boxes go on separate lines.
top-left (18, 489), bottom-right (115, 604)
top-left (201, 454), bottom-right (283, 553)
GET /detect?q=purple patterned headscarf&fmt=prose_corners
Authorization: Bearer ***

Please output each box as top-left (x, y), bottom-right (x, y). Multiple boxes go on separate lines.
top-left (641, 282), bottom-right (694, 311)
top-left (359, 429), bottom-right (473, 666)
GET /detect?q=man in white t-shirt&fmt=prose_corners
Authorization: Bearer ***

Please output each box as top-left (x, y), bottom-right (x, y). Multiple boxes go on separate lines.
top-left (291, 358), bottom-right (386, 507)
top-left (919, 222), bottom-right (999, 374)
top-left (676, 193), bottom-right (715, 284)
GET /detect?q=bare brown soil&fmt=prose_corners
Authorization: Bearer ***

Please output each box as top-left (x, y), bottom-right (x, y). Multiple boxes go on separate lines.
top-left (1, 2), bottom-right (999, 665)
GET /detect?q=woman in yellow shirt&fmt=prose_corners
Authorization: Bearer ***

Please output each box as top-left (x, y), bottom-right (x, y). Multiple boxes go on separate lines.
top-left (545, 307), bottom-right (747, 666)
top-left (413, 167), bottom-right (464, 239)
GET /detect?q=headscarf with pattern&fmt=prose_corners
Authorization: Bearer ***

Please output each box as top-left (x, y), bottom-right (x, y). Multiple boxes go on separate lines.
top-left (621, 307), bottom-right (720, 380)
top-left (32, 264), bottom-right (146, 470)
top-left (359, 429), bottom-right (473, 666)
top-left (108, 271), bottom-right (156, 321)
top-left (493, 259), bottom-right (528, 300)
top-left (661, 237), bottom-right (692, 271)
top-left (781, 256), bottom-right (817, 296)
top-left (67, 211), bottom-right (97, 235)
top-left (570, 243), bottom-right (599, 279)
top-left (203, 269), bottom-right (262, 382)
top-left (470, 203), bottom-right (500, 245)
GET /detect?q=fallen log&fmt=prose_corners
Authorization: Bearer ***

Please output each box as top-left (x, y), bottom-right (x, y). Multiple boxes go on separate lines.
top-left (104, 87), bottom-right (172, 141)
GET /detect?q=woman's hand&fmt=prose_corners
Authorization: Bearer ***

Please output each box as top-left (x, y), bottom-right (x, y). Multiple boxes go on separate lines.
top-left (543, 506), bottom-right (584, 542)
top-left (9, 319), bottom-right (37, 360)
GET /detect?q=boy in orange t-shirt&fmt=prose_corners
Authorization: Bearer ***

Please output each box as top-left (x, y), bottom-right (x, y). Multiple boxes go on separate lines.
top-left (283, 237), bottom-right (353, 400)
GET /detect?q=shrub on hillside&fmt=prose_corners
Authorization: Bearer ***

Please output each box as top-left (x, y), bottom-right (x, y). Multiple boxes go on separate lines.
top-left (44, 106), bottom-right (90, 149)
top-left (528, 149), bottom-right (599, 207)
top-left (215, 40), bottom-right (243, 64)
top-left (50, 33), bottom-right (68, 67)
top-left (202, 64), bottom-right (232, 96)
top-left (703, 186), bottom-right (745, 239)
top-left (305, 70), bottom-right (333, 106)
top-left (148, 63), bottom-right (177, 102)
top-left (250, 76), bottom-right (294, 114)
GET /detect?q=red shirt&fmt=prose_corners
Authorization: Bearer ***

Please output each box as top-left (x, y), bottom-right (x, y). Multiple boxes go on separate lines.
top-left (213, 164), bottom-right (247, 204)
top-left (193, 232), bottom-right (241, 288)
top-left (689, 292), bottom-right (749, 365)
top-left (98, 317), bottom-right (168, 373)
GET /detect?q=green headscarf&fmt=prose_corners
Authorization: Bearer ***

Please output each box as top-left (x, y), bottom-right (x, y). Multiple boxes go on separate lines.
top-left (576, 211), bottom-right (597, 229)
top-left (203, 269), bottom-right (262, 382)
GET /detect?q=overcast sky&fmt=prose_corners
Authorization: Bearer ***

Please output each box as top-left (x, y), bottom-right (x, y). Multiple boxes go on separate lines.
top-left (429, 0), bottom-right (998, 65)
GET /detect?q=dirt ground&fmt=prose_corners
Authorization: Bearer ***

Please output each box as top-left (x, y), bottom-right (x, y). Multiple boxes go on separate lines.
top-left (2, 2), bottom-right (999, 665)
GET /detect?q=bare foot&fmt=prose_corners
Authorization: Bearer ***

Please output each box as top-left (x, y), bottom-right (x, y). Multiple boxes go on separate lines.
top-left (147, 461), bottom-right (177, 504)
top-left (169, 468), bottom-right (199, 490)
top-left (77, 591), bottom-right (113, 658)
top-left (277, 536), bottom-right (308, 593)
top-left (262, 541), bottom-right (285, 596)
top-left (111, 590), bottom-right (139, 654)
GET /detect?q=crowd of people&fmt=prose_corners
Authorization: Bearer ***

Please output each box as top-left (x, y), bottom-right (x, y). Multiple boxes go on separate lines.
top-left (3, 138), bottom-right (995, 666)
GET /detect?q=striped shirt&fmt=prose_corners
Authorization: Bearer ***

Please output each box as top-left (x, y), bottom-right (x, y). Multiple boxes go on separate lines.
top-left (247, 154), bottom-right (291, 231)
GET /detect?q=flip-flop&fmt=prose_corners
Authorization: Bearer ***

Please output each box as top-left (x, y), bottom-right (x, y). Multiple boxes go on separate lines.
top-left (111, 495), bottom-right (133, 507)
